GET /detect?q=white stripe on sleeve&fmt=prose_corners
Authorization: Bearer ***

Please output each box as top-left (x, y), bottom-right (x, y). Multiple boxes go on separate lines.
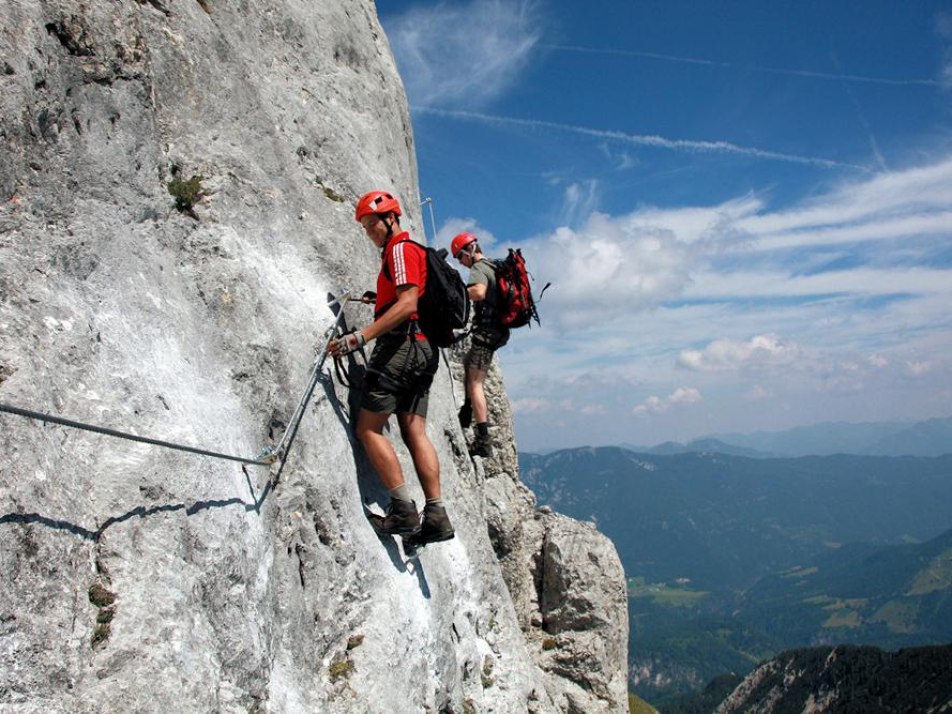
top-left (392, 243), bottom-right (409, 285)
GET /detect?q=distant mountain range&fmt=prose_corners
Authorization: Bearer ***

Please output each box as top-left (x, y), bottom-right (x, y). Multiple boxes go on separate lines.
top-left (518, 447), bottom-right (952, 705)
top-left (615, 415), bottom-right (952, 458)
top-left (521, 449), bottom-right (952, 590)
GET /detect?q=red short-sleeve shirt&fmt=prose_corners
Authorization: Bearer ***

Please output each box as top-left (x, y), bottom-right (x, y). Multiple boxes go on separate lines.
top-left (374, 231), bottom-right (427, 337)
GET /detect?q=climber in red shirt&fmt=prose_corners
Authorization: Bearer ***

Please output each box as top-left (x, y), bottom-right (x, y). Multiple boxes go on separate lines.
top-left (328, 191), bottom-right (454, 545)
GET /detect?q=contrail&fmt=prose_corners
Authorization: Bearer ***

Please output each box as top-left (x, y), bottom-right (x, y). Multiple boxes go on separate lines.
top-left (543, 44), bottom-right (730, 68)
top-left (543, 43), bottom-right (941, 87)
top-left (831, 51), bottom-right (889, 172)
top-left (413, 107), bottom-right (868, 170)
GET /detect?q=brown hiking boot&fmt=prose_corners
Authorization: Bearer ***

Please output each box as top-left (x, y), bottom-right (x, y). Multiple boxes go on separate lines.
top-left (368, 499), bottom-right (420, 536)
top-left (417, 503), bottom-right (455, 544)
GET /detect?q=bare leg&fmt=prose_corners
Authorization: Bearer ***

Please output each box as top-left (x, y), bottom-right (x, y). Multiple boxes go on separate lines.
top-left (355, 408), bottom-right (405, 490)
top-left (397, 411), bottom-right (441, 500)
top-left (466, 366), bottom-right (490, 424)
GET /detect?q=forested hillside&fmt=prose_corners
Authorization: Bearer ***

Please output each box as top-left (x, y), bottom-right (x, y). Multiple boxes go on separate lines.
top-left (714, 644), bottom-right (952, 713)
top-left (520, 447), bottom-right (952, 704)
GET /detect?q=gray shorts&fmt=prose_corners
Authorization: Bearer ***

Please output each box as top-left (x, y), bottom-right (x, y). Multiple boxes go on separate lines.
top-left (463, 326), bottom-right (509, 371)
top-left (361, 335), bottom-right (439, 416)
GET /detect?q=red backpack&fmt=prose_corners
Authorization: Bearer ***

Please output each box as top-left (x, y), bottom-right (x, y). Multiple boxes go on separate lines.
top-left (494, 249), bottom-right (547, 328)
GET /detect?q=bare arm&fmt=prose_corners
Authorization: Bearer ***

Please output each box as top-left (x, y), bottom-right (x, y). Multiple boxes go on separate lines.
top-left (467, 283), bottom-right (487, 302)
top-left (328, 285), bottom-right (420, 357)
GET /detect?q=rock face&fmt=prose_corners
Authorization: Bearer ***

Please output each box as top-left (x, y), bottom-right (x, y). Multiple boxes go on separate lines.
top-left (450, 355), bottom-right (631, 713)
top-left (0, 1), bottom-right (628, 712)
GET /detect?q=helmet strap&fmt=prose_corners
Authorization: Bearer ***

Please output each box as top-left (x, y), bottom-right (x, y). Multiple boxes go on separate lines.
top-left (381, 213), bottom-right (395, 241)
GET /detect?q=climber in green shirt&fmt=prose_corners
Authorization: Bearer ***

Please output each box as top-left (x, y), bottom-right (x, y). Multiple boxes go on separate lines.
top-left (451, 232), bottom-right (510, 458)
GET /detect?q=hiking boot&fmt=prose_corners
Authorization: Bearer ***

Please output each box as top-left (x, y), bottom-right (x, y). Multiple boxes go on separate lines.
top-left (468, 433), bottom-right (492, 458)
top-left (369, 499), bottom-right (420, 536)
top-left (418, 503), bottom-right (455, 544)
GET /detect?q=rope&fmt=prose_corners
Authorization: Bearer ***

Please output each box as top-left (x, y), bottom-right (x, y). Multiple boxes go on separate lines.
top-left (0, 291), bottom-right (354, 469)
top-left (0, 401), bottom-right (270, 466)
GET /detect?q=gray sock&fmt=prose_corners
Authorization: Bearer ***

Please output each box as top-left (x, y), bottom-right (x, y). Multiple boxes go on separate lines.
top-left (426, 497), bottom-right (444, 508)
top-left (389, 484), bottom-right (412, 502)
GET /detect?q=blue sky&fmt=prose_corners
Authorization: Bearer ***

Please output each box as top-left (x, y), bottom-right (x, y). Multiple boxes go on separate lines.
top-left (375, 0), bottom-right (952, 452)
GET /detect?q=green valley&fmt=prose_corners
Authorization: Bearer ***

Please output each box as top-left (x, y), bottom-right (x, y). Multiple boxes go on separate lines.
top-left (519, 448), bottom-right (952, 704)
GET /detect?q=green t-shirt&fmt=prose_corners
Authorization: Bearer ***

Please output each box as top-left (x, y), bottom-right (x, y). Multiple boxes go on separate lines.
top-left (469, 258), bottom-right (499, 322)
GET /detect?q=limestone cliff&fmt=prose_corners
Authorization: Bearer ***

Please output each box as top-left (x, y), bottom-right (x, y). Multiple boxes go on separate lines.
top-left (0, 1), bottom-right (627, 711)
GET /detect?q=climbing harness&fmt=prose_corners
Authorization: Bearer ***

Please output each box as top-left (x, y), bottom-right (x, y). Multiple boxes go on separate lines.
top-left (0, 292), bottom-right (353, 468)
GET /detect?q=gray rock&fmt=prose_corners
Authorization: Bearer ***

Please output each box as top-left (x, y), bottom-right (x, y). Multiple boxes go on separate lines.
top-left (0, 1), bottom-right (627, 711)
top-left (451, 348), bottom-right (629, 711)
top-left (537, 514), bottom-right (630, 711)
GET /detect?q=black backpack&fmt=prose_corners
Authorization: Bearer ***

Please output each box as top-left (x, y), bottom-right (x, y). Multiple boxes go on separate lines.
top-left (386, 242), bottom-right (470, 348)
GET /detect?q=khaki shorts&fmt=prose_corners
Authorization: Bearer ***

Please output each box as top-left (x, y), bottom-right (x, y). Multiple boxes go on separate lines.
top-left (463, 326), bottom-right (510, 371)
top-left (361, 335), bottom-right (438, 416)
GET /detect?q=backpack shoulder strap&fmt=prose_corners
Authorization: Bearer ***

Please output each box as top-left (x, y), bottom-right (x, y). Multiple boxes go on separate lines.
top-left (381, 238), bottom-right (426, 281)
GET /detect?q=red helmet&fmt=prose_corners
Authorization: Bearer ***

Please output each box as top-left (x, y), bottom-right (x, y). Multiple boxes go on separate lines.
top-left (355, 191), bottom-right (402, 222)
top-left (451, 232), bottom-right (478, 258)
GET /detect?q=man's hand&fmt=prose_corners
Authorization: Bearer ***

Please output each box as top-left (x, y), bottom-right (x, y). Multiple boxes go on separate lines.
top-left (328, 331), bottom-right (366, 358)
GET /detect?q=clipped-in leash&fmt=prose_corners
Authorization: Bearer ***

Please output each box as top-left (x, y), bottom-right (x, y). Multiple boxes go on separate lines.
top-left (329, 291), bottom-right (376, 390)
top-left (0, 291), bottom-right (354, 470)
top-left (255, 291), bottom-right (352, 465)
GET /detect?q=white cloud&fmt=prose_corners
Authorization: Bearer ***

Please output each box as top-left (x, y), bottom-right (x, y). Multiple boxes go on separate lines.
top-left (633, 387), bottom-right (702, 415)
top-left (750, 210), bottom-right (952, 252)
top-left (435, 216), bottom-right (498, 254)
top-left (906, 360), bottom-right (933, 376)
top-left (511, 157), bottom-right (952, 339)
top-left (563, 369), bottom-right (644, 389)
top-left (616, 153), bottom-right (638, 170)
top-left (382, 0), bottom-right (542, 107)
top-left (685, 266), bottom-right (951, 302)
top-left (464, 155), bottom-right (952, 448)
top-left (746, 385), bottom-right (774, 401)
top-left (511, 396), bottom-right (551, 414)
top-left (669, 386), bottom-right (703, 405)
top-left (678, 334), bottom-right (802, 373)
top-left (632, 396), bottom-right (665, 415)
top-left (631, 196), bottom-right (763, 245)
top-left (599, 143), bottom-right (638, 170)
top-left (520, 212), bottom-right (694, 328)
top-left (740, 158), bottom-right (952, 244)
top-left (560, 180), bottom-right (600, 227)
